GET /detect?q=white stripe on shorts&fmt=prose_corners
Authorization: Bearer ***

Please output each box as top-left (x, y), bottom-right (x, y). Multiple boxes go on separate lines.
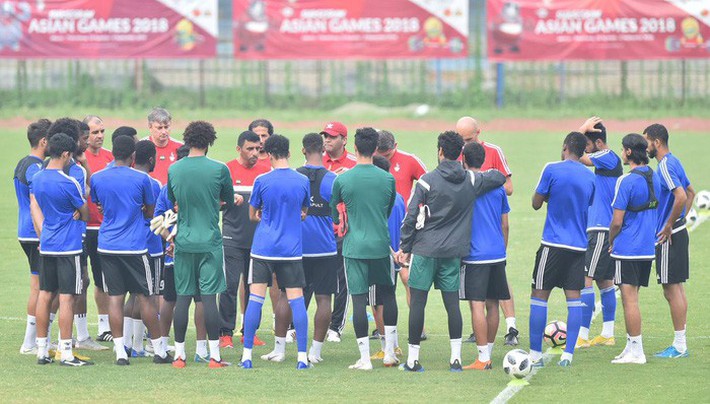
top-left (142, 255), bottom-right (153, 295)
top-left (535, 247), bottom-right (549, 290)
top-left (614, 260), bottom-right (621, 285)
top-left (458, 264), bottom-right (466, 299)
top-left (588, 232), bottom-right (605, 278)
top-left (75, 255), bottom-right (82, 295)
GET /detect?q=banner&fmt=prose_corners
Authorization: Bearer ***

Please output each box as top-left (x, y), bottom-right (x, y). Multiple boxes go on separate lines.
top-left (487, 0), bottom-right (710, 61)
top-left (233, 0), bottom-right (468, 59)
top-left (0, 0), bottom-right (217, 58)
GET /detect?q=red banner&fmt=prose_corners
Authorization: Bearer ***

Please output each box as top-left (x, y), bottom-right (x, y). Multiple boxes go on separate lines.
top-left (234, 0), bottom-right (468, 59)
top-left (0, 0), bottom-right (217, 58)
top-left (488, 0), bottom-right (710, 61)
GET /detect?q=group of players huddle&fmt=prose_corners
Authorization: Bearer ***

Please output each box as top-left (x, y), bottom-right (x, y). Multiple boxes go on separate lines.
top-left (13, 109), bottom-right (692, 371)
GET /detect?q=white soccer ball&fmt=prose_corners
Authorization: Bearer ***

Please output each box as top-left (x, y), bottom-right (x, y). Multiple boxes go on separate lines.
top-left (414, 104), bottom-right (430, 117)
top-left (695, 190), bottom-right (710, 210)
top-left (503, 349), bottom-right (532, 379)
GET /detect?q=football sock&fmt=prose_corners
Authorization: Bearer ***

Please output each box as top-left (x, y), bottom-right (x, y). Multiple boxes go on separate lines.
top-left (173, 295), bottom-right (192, 344)
top-left (408, 288), bottom-right (428, 346)
top-left (560, 352), bottom-right (573, 363)
top-left (529, 297), bottom-right (548, 354)
top-left (565, 298), bottom-right (583, 355)
top-left (449, 338), bottom-right (462, 364)
top-left (600, 286), bottom-right (616, 337)
top-left (174, 341), bottom-right (186, 361)
top-left (288, 296), bottom-right (309, 354)
top-left (629, 334), bottom-right (643, 356)
top-left (201, 294), bottom-right (221, 341)
top-left (580, 286), bottom-right (595, 339)
top-left (242, 348), bottom-right (253, 363)
top-left (488, 342), bottom-right (495, 356)
top-left (132, 319), bottom-right (145, 351)
top-left (59, 338), bottom-right (73, 361)
top-left (379, 335), bottom-right (386, 351)
top-left (114, 337), bottom-right (128, 360)
top-left (394, 328), bottom-right (400, 348)
top-left (530, 350), bottom-right (542, 362)
top-left (357, 336), bottom-right (370, 362)
top-left (673, 328), bottom-right (687, 352)
top-left (351, 294), bottom-right (369, 339)
top-left (98, 314), bottom-right (110, 334)
top-left (23, 315), bottom-right (37, 348)
top-left (161, 336), bottom-right (170, 349)
top-left (243, 294), bottom-right (265, 350)
top-left (384, 325), bottom-right (397, 357)
top-left (309, 340), bottom-right (323, 358)
top-left (75, 313), bottom-right (89, 342)
top-left (297, 351), bottom-right (308, 364)
top-left (274, 336), bottom-right (286, 355)
top-left (407, 344), bottom-right (420, 367)
top-left (196, 340), bottom-right (208, 358)
top-left (48, 312), bottom-right (55, 338)
top-left (36, 337), bottom-right (48, 359)
top-left (477, 344), bottom-right (490, 362)
top-left (442, 291), bottom-right (463, 340)
top-left (151, 338), bottom-right (167, 358)
top-left (208, 340), bottom-right (221, 362)
top-left (505, 317), bottom-right (517, 330)
top-left (123, 317), bottom-right (133, 349)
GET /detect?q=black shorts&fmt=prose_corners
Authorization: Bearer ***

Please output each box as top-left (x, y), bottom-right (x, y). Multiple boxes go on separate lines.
top-left (303, 255), bottom-right (340, 295)
top-left (85, 229), bottom-right (103, 289)
top-left (160, 263), bottom-right (177, 302)
top-left (460, 261), bottom-right (511, 301)
top-left (249, 258), bottom-right (306, 289)
top-left (585, 231), bottom-right (614, 281)
top-left (614, 259), bottom-right (652, 287)
top-left (20, 241), bottom-right (41, 275)
top-left (101, 253), bottom-right (155, 297)
top-left (148, 255), bottom-right (164, 298)
top-left (39, 254), bottom-right (82, 295)
top-left (655, 227), bottom-right (689, 284)
top-left (532, 245), bottom-right (585, 291)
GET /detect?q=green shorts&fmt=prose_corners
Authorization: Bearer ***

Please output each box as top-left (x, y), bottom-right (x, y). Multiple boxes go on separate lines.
top-left (408, 255), bottom-right (461, 292)
top-left (344, 257), bottom-right (394, 295)
top-left (174, 247), bottom-right (226, 296)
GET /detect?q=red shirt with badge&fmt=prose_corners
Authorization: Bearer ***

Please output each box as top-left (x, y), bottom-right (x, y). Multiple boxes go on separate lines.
top-left (458, 141), bottom-right (512, 176)
top-left (148, 137), bottom-right (183, 185)
top-left (322, 149), bottom-right (357, 174)
top-left (85, 147), bottom-right (114, 229)
top-left (388, 149), bottom-right (427, 199)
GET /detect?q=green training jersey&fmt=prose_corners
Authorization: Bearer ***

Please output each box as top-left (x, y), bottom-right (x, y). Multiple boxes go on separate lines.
top-left (168, 155), bottom-right (233, 253)
top-left (330, 163), bottom-right (396, 259)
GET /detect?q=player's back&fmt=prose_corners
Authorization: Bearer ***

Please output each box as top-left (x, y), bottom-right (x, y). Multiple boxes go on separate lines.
top-left (588, 149), bottom-right (622, 231)
top-left (297, 165), bottom-right (337, 257)
top-left (653, 153), bottom-right (690, 233)
top-left (31, 169), bottom-right (85, 254)
top-left (611, 167), bottom-right (657, 259)
top-left (14, 155), bottom-right (43, 240)
top-left (466, 186), bottom-right (509, 263)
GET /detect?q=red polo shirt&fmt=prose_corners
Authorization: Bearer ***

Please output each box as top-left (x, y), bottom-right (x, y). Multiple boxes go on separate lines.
top-left (146, 136), bottom-right (183, 185)
top-left (85, 147), bottom-right (114, 230)
top-left (389, 149), bottom-right (427, 198)
top-left (458, 141), bottom-right (512, 176)
top-left (322, 150), bottom-right (357, 173)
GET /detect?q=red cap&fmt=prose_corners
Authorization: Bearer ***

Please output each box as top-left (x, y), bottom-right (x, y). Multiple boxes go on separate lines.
top-left (320, 121), bottom-right (348, 139)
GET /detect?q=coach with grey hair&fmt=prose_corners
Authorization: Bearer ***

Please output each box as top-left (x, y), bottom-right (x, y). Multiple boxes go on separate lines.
top-left (146, 107), bottom-right (184, 184)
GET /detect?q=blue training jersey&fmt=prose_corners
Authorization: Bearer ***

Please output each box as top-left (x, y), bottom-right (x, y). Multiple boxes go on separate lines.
top-left (14, 155), bottom-right (44, 241)
top-left (535, 160), bottom-right (595, 251)
top-left (90, 166), bottom-right (155, 254)
top-left (250, 168), bottom-right (310, 260)
top-left (464, 186), bottom-right (510, 264)
top-left (389, 193), bottom-right (406, 252)
top-left (587, 149), bottom-right (622, 231)
top-left (611, 167), bottom-right (657, 260)
top-left (30, 169), bottom-right (86, 255)
top-left (146, 176), bottom-right (164, 257)
top-left (653, 153), bottom-right (691, 235)
top-left (155, 185), bottom-right (173, 265)
top-left (67, 160), bottom-right (88, 236)
top-left (301, 166), bottom-right (337, 257)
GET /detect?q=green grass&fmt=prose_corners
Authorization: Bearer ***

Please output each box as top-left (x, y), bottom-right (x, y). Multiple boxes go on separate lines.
top-left (1, 122), bottom-right (708, 403)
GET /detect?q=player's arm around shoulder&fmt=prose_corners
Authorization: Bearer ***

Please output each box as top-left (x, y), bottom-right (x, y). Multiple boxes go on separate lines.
top-left (472, 169), bottom-right (506, 196)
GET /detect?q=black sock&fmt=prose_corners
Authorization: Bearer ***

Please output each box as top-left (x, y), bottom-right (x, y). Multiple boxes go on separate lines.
top-left (201, 294), bottom-right (220, 341)
top-left (409, 288), bottom-right (429, 345)
top-left (351, 294), bottom-right (369, 339)
top-left (379, 285), bottom-right (398, 326)
top-left (173, 295), bottom-right (192, 343)
top-left (441, 291), bottom-right (462, 340)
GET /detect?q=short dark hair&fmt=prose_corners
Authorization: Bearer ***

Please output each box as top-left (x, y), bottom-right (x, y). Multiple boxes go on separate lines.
top-left (302, 132), bottom-right (323, 155)
top-left (263, 134), bottom-right (289, 159)
top-left (47, 118), bottom-right (81, 142)
top-left (372, 155), bottom-right (391, 172)
top-left (643, 123), bottom-right (669, 145)
top-left (176, 145), bottom-right (190, 160)
top-left (238, 130), bottom-right (261, 147)
top-left (134, 140), bottom-right (156, 166)
top-left (48, 133), bottom-right (77, 158)
top-left (438, 130), bottom-right (465, 160)
top-left (27, 119), bottom-right (52, 147)
top-left (111, 126), bottom-right (138, 142)
top-left (377, 130), bottom-right (396, 153)
top-left (354, 127), bottom-right (379, 157)
top-left (463, 141), bottom-right (486, 169)
top-left (584, 122), bottom-right (607, 144)
top-left (622, 133), bottom-right (649, 165)
top-left (79, 121), bottom-right (90, 134)
top-left (248, 119), bottom-right (274, 135)
top-left (564, 131), bottom-right (587, 158)
top-left (112, 135), bottom-right (136, 161)
top-left (183, 121), bottom-right (217, 150)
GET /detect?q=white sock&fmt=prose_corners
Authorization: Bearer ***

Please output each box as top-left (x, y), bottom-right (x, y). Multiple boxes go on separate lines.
top-left (488, 342), bottom-right (495, 356)
top-left (673, 328), bottom-right (687, 352)
top-left (310, 340), bottom-right (323, 357)
top-left (59, 338), bottom-right (73, 361)
top-left (450, 338), bottom-right (462, 363)
top-left (132, 319), bottom-right (145, 352)
top-left (357, 336), bottom-right (370, 362)
top-left (208, 340), bottom-right (221, 362)
top-left (379, 336), bottom-right (386, 351)
top-left (98, 314), bottom-right (110, 334)
top-left (274, 336), bottom-right (286, 355)
top-left (530, 350), bottom-right (542, 362)
top-left (384, 325), bottom-right (397, 357)
top-left (74, 314), bottom-right (90, 342)
top-left (477, 344), bottom-right (490, 362)
top-left (36, 337), bottom-right (48, 358)
top-left (407, 344), bottom-right (420, 367)
top-left (48, 312), bottom-right (56, 338)
top-left (123, 317), bottom-right (133, 349)
top-left (242, 347), bottom-right (252, 362)
top-left (505, 317), bottom-right (517, 330)
top-left (161, 336), bottom-right (170, 349)
top-left (151, 338), bottom-right (166, 358)
top-left (114, 337), bottom-right (128, 360)
top-left (629, 335), bottom-right (644, 356)
top-left (578, 326), bottom-right (590, 341)
top-left (174, 341), bottom-right (186, 361)
top-left (560, 352), bottom-right (573, 362)
top-left (23, 315), bottom-right (37, 348)
top-left (297, 351), bottom-right (308, 364)
top-left (394, 328), bottom-right (399, 348)
top-left (601, 321), bottom-right (615, 338)
top-left (196, 340), bottom-right (208, 357)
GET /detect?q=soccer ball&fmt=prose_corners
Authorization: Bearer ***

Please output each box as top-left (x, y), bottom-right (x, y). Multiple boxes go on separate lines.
top-left (696, 190), bottom-right (710, 210)
top-left (503, 349), bottom-right (532, 379)
top-left (687, 208), bottom-right (698, 228)
top-left (544, 320), bottom-right (567, 348)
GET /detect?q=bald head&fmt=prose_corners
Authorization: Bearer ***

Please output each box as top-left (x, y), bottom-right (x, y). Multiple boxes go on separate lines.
top-left (456, 116), bottom-right (480, 144)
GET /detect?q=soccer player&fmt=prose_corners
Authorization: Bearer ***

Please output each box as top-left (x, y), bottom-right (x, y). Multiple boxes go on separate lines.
top-left (460, 142), bottom-right (511, 370)
top-left (240, 134), bottom-right (311, 370)
top-left (330, 127), bottom-right (397, 370)
top-left (167, 121), bottom-right (233, 368)
top-left (82, 115), bottom-right (114, 342)
top-left (15, 119), bottom-right (51, 354)
top-left (30, 133), bottom-right (92, 366)
top-left (221, 130), bottom-right (270, 348)
top-left (146, 107), bottom-right (183, 184)
top-left (530, 131), bottom-right (595, 367)
top-left (91, 136), bottom-right (170, 365)
top-left (248, 118), bottom-right (273, 165)
top-left (609, 134), bottom-right (658, 364)
top-left (321, 121), bottom-right (357, 342)
top-left (456, 116), bottom-right (519, 345)
top-left (644, 124), bottom-right (695, 358)
top-left (575, 117), bottom-right (622, 348)
top-left (397, 132), bottom-right (505, 372)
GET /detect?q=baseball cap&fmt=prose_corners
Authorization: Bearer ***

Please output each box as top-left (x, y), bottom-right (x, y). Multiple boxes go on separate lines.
top-left (320, 121), bottom-right (348, 139)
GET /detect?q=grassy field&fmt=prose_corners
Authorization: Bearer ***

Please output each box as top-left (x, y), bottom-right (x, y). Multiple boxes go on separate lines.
top-left (0, 118), bottom-right (708, 403)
